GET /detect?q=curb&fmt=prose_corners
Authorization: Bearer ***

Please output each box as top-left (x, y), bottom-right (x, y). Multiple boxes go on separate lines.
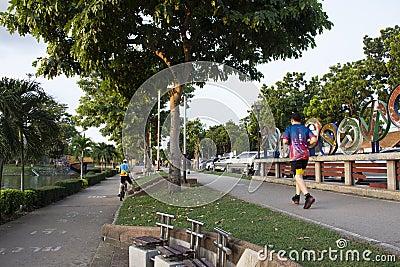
top-left (252, 176), bottom-right (400, 201)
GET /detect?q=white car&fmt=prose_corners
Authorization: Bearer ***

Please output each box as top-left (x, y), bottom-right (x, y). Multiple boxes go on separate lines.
top-left (230, 151), bottom-right (258, 175)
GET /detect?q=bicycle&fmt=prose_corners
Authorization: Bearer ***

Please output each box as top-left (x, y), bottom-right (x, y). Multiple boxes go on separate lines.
top-left (119, 180), bottom-right (128, 201)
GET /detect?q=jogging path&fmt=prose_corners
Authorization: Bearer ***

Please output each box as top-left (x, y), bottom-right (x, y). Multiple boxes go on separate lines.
top-left (0, 174), bottom-right (122, 267)
top-left (194, 172), bottom-right (400, 255)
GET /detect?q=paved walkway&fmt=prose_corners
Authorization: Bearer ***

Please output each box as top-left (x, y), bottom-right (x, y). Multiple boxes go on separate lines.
top-left (1, 171), bottom-right (399, 266)
top-left (0, 174), bottom-right (123, 267)
top-left (193, 172), bottom-right (400, 255)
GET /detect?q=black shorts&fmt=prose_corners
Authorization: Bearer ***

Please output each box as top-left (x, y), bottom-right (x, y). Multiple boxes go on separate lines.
top-left (291, 160), bottom-right (308, 173)
top-left (120, 175), bottom-right (133, 185)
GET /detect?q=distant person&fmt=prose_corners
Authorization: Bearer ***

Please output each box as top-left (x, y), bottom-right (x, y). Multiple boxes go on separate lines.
top-left (118, 159), bottom-right (133, 193)
top-left (120, 159), bottom-right (130, 173)
top-left (283, 112), bottom-right (318, 209)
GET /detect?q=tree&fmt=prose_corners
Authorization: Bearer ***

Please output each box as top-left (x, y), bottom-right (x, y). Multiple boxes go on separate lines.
top-left (0, 116), bottom-right (19, 193)
top-left (47, 106), bottom-right (78, 161)
top-left (1, 0), bottom-right (332, 191)
top-left (92, 142), bottom-right (117, 170)
top-left (363, 25), bottom-right (400, 100)
top-left (304, 61), bottom-right (373, 125)
top-left (0, 77), bottom-right (60, 191)
top-left (205, 125), bottom-right (230, 155)
top-left (180, 118), bottom-right (205, 160)
top-left (260, 72), bottom-right (319, 130)
top-left (70, 134), bottom-right (92, 179)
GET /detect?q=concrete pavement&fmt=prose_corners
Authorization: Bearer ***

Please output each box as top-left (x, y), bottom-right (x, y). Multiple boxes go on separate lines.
top-left (193, 172), bottom-right (400, 255)
top-left (0, 174), bottom-right (123, 267)
top-left (1, 171), bottom-right (399, 266)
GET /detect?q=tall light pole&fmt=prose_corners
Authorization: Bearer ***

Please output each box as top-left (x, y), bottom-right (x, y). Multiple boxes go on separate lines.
top-left (183, 94), bottom-right (188, 183)
top-left (157, 90), bottom-right (161, 171)
top-left (252, 102), bottom-right (262, 175)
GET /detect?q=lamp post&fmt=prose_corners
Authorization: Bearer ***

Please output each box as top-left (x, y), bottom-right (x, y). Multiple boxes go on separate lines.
top-left (157, 90), bottom-right (161, 171)
top-left (183, 94), bottom-right (188, 183)
top-left (252, 102), bottom-right (262, 175)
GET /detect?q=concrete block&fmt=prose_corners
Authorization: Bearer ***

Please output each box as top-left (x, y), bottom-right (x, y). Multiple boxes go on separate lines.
top-left (236, 248), bottom-right (262, 267)
top-left (129, 245), bottom-right (159, 267)
top-left (153, 255), bottom-right (185, 267)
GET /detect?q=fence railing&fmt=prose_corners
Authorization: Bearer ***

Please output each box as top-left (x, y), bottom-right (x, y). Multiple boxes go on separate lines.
top-left (254, 152), bottom-right (400, 191)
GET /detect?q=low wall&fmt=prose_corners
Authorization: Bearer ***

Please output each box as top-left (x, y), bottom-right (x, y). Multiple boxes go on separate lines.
top-left (101, 224), bottom-right (301, 267)
top-left (254, 152), bottom-right (400, 199)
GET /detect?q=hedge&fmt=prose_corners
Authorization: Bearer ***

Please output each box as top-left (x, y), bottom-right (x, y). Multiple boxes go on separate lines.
top-left (85, 172), bottom-right (106, 186)
top-left (54, 179), bottom-right (82, 195)
top-left (1, 171), bottom-right (108, 221)
top-left (35, 186), bottom-right (68, 207)
top-left (24, 189), bottom-right (39, 211)
top-left (105, 169), bottom-right (117, 177)
top-left (0, 189), bottom-right (24, 215)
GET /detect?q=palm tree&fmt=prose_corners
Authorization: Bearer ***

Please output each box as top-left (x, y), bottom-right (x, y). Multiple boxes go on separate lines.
top-left (0, 116), bottom-right (19, 193)
top-left (0, 77), bottom-right (59, 191)
top-left (92, 142), bottom-right (117, 170)
top-left (71, 134), bottom-right (92, 178)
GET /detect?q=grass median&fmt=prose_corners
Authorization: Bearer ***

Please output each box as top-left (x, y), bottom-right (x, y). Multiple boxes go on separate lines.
top-left (117, 177), bottom-right (399, 267)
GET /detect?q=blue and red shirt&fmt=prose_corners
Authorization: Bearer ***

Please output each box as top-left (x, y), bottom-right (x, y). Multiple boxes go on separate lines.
top-left (283, 124), bottom-right (315, 161)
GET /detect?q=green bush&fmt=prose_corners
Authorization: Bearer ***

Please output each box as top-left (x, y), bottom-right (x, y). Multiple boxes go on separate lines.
top-left (35, 186), bottom-right (67, 207)
top-left (85, 172), bottom-right (106, 186)
top-left (105, 169), bottom-right (116, 177)
top-left (81, 179), bottom-right (89, 188)
top-left (0, 189), bottom-right (24, 214)
top-left (54, 179), bottom-right (82, 195)
top-left (24, 189), bottom-right (39, 211)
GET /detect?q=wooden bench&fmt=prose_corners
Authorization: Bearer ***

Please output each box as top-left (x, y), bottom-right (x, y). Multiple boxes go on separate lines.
top-left (132, 235), bottom-right (167, 248)
top-left (131, 212), bottom-right (174, 249)
top-left (183, 258), bottom-right (214, 267)
top-left (157, 244), bottom-right (195, 259)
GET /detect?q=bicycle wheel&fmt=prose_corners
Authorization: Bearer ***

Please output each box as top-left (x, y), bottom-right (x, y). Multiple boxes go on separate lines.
top-left (120, 189), bottom-right (125, 201)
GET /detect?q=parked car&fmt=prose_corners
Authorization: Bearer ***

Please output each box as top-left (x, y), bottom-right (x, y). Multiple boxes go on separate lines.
top-left (199, 160), bottom-right (207, 170)
top-left (229, 151), bottom-right (258, 175)
top-left (214, 156), bottom-right (235, 172)
top-left (205, 157), bottom-right (219, 171)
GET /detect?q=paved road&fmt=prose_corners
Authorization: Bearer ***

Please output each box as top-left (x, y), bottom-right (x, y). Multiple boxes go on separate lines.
top-left (193, 172), bottom-right (400, 255)
top-left (0, 175), bottom-right (121, 267)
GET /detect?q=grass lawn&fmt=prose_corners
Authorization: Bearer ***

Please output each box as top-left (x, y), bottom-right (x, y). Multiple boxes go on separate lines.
top-left (117, 188), bottom-right (399, 267)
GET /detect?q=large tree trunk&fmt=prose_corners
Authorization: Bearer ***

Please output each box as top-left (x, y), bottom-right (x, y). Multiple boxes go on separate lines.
top-left (167, 84), bottom-right (183, 194)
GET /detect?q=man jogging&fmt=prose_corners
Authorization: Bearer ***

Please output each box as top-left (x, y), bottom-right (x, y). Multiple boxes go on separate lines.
top-left (283, 113), bottom-right (318, 209)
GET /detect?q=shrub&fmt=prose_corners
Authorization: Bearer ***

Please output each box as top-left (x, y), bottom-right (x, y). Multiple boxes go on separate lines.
top-left (81, 179), bottom-right (89, 188)
top-left (105, 169), bottom-right (114, 177)
top-left (35, 186), bottom-right (67, 207)
top-left (54, 179), bottom-right (82, 195)
top-left (85, 172), bottom-right (106, 186)
top-left (0, 189), bottom-right (24, 214)
top-left (24, 189), bottom-right (39, 211)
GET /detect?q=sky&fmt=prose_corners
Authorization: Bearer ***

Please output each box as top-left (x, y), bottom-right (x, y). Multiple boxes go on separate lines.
top-left (1, 0), bottom-right (400, 143)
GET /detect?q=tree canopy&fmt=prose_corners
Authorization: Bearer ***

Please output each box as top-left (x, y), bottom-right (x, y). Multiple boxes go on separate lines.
top-left (1, 0), bottom-right (333, 188)
top-left (0, 77), bottom-right (61, 191)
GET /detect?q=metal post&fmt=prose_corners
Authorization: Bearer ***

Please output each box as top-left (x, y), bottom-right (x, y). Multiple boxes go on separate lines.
top-left (183, 94), bottom-right (188, 183)
top-left (257, 110), bottom-right (261, 175)
top-left (252, 102), bottom-right (262, 175)
top-left (157, 90), bottom-right (161, 171)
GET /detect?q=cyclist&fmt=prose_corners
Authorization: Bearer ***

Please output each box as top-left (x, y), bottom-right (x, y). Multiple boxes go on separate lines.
top-left (118, 159), bottom-right (133, 196)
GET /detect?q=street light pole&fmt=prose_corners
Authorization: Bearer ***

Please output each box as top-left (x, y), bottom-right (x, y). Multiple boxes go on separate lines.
top-left (157, 90), bottom-right (161, 171)
top-left (252, 103), bottom-right (262, 175)
top-left (183, 94), bottom-right (188, 183)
